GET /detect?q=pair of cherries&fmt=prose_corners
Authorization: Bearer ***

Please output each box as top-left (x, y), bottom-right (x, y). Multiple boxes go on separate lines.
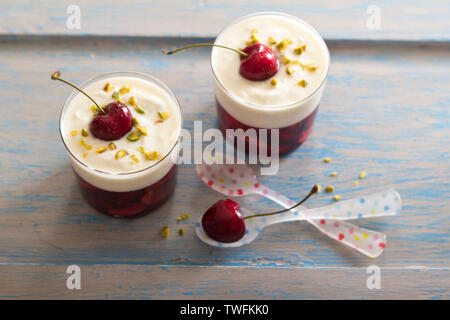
top-left (52, 42), bottom-right (278, 142)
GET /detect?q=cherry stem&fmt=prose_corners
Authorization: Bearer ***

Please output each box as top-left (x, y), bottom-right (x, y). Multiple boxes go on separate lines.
top-left (162, 43), bottom-right (248, 57)
top-left (243, 185), bottom-right (319, 220)
top-left (51, 71), bottom-right (106, 114)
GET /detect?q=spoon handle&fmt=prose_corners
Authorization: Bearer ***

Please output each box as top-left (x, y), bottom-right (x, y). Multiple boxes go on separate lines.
top-left (254, 185), bottom-right (391, 258)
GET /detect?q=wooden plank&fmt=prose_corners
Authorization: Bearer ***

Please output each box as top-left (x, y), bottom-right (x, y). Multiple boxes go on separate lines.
top-left (0, 0), bottom-right (449, 41)
top-left (0, 36), bottom-right (448, 276)
top-left (0, 264), bottom-right (448, 299)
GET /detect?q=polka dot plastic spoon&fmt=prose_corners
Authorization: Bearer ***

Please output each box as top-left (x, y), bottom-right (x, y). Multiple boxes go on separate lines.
top-left (196, 164), bottom-right (401, 257)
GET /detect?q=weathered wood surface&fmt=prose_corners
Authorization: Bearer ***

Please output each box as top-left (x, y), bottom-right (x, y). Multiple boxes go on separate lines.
top-left (0, 1), bottom-right (449, 299)
top-left (1, 0), bottom-right (449, 41)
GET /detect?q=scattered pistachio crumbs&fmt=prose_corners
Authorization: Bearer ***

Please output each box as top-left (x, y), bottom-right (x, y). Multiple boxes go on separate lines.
top-left (276, 39), bottom-right (289, 52)
top-left (108, 142), bottom-right (117, 150)
top-left (176, 217), bottom-right (183, 222)
top-left (294, 45), bottom-right (306, 55)
top-left (330, 172), bottom-right (337, 177)
top-left (246, 29), bottom-right (260, 45)
top-left (104, 82), bottom-right (112, 92)
top-left (133, 116), bottom-right (139, 126)
top-left (333, 195), bottom-right (341, 201)
top-left (127, 130), bottom-right (141, 142)
top-left (136, 126), bottom-right (148, 136)
top-left (281, 55), bottom-right (291, 65)
top-left (130, 154), bottom-right (139, 163)
top-left (145, 151), bottom-right (161, 161)
top-left (81, 128), bottom-right (89, 137)
top-left (270, 78), bottom-right (277, 86)
top-left (161, 226), bottom-right (169, 238)
top-left (325, 186), bottom-right (334, 193)
top-left (128, 96), bottom-right (136, 106)
top-left (267, 37), bottom-right (277, 45)
top-left (353, 181), bottom-right (359, 186)
top-left (297, 80), bottom-right (307, 88)
top-left (300, 61), bottom-right (318, 72)
top-left (70, 130), bottom-right (78, 136)
top-left (323, 157), bottom-right (331, 163)
top-left (115, 150), bottom-right (127, 160)
top-left (95, 146), bottom-right (107, 154)
top-left (119, 85), bottom-right (130, 95)
top-left (359, 171), bottom-right (367, 179)
top-left (134, 105), bottom-right (146, 114)
top-left (286, 66), bottom-right (295, 75)
top-left (158, 112), bottom-right (171, 120)
top-left (181, 213), bottom-right (190, 220)
top-left (112, 92), bottom-right (120, 100)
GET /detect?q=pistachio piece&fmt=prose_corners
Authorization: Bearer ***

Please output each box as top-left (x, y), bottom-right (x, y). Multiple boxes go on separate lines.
top-left (136, 126), bottom-right (148, 136)
top-left (95, 146), bottom-right (107, 153)
top-left (158, 111), bottom-right (171, 120)
top-left (128, 96), bottom-right (136, 106)
top-left (161, 226), bottom-right (169, 238)
top-left (284, 38), bottom-right (293, 44)
top-left (359, 171), bottom-right (367, 179)
top-left (79, 138), bottom-right (86, 147)
top-left (70, 130), bottom-right (78, 137)
top-left (130, 154), bottom-right (139, 163)
top-left (134, 105), bottom-right (146, 114)
top-left (323, 157), bottom-right (331, 163)
top-left (127, 130), bottom-right (141, 142)
top-left (267, 36), bottom-right (277, 45)
top-left (132, 116), bottom-right (139, 126)
top-left (181, 213), bottom-right (190, 220)
top-left (276, 39), bottom-right (288, 52)
top-left (112, 92), bottom-right (120, 100)
top-left (333, 195), bottom-right (341, 201)
top-left (297, 80), bottom-right (307, 88)
top-left (280, 55), bottom-right (291, 65)
top-left (145, 151), bottom-right (161, 161)
top-left (137, 146), bottom-right (146, 154)
top-left (330, 172), bottom-right (337, 177)
top-left (300, 61), bottom-right (318, 72)
top-left (294, 45), bottom-right (306, 55)
top-left (81, 128), bottom-right (89, 137)
top-left (119, 84), bottom-right (130, 95)
top-left (270, 78), bottom-right (277, 86)
top-left (178, 228), bottom-right (184, 236)
top-left (82, 153), bottom-right (87, 159)
top-left (104, 82), bottom-right (112, 92)
top-left (108, 142), bottom-right (117, 150)
top-left (115, 150), bottom-right (128, 160)
top-left (325, 186), bottom-right (334, 193)
top-left (286, 66), bottom-right (295, 75)
top-left (176, 217), bottom-right (183, 222)
top-left (246, 29), bottom-right (260, 45)
top-left (86, 145), bottom-right (92, 150)
top-left (91, 105), bottom-right (98, 115)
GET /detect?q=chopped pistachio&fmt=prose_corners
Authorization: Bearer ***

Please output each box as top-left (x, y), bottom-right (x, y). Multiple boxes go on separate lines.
top-left (294, 44), bottom-right (306, 55)
top-left (270, 78), bottom-right (277, 86)
top-left (333, 195), bottom-right (341, 201)
top-left (136, 126), bottom-right (148, 136)
top-left (178, 228), bottom-right (184, 236)
top-left (176, 217), bottom-right (183, 222)
top-left (325, 185), bottom-right (334, 193)
top-left (115, 150), bottom-right (128, 160)
top-left (181, 213), bottom-right (190, 220)
top-left (300, 61), bottom-right (318, 72)
top-left (86, 145), bottom-right (92, 150)
top-left (119, 84), bottom-right (131, 95)
top-left (130, 154), bottom-right (139, 163)
top-left (70, 130), bottom-right (78, 137)
top-left (82, 153), bottom-right (87, 159)
top-left (112, 92), bottom-right (120, 100)
top-left (359, 171), bottom-right (367, 179)
top-left (81, 128), bottom-right (89, 137)
top-left (323, 157), bottom-right (331, 163)
top-left (158, 111), bottom-right (171, 120)
top-left (108, 142), bottom-right (117, 150)
top-left (297, 79), bottom-right (307, 87)
top-left (276, 39), bottom-right (289, 52)
top-left (132, 116), bottom-right (139, 126)
top-left (280, 55), bottom-right (291, 65)
top-left (127, 130), bottom-right (141, 142)
top-left (91, 105), bottom-right (97, 114)
top-left (145, 151), bottom-right (161, 161)
top-left (161, 226), bottom-right (169, 238)
top-left (128, 96), bottom-right (136, 106)
top-left (286, 66), bottom-right (295, 75)
top-left (267, 36), bottom-right (277, 45)
top-left (137, 146), bottom-right (146, 154)
top-left (353, 180), bottom-right (359, 186)
top-left (79, 138), bottom-right (86, 147)
top-left (284, 38), bottom-right (293, 44)
top-left (330, 172), bottom-right (337, 177)
top-left (246, 29), bottom-right (260, 45)
top-left (134, 105), bottom-right (146, 114)
top-left (95, 146), bottom-right (107, 154)
top-left (104, 82), bottom-right (112, 92)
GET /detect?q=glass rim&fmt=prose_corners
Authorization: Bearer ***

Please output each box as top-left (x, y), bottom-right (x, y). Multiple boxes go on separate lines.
top-left (59, 71), bottom-right (182, 177)
top-left (210, 11), bottom-right (330, 111)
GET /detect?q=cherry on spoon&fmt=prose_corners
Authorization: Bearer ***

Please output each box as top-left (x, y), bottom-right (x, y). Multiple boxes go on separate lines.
top-left (51, 71), bottom-right (133, 141)
top-left (162, 42), bottom-right (279, 81)
top-left (201, 185), bottom-right (318, 243)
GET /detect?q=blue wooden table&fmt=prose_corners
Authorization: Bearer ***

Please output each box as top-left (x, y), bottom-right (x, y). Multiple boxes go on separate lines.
top-left (0, 1), bottom-right (449, 299)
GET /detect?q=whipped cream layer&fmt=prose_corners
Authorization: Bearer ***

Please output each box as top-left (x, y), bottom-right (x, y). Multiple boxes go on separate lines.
top-left (212, 13), bottom-right (329, 128)
top-left (61, 74), bottom-right (181, 192)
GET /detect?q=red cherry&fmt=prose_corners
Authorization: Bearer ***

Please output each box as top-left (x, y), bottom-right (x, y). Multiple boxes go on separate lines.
top-left (239, 43), bottom-right (279, 81)
top-left (90, 101), bottom-right (133, 141)
top-left (201, 199), bottom-right (246, 243)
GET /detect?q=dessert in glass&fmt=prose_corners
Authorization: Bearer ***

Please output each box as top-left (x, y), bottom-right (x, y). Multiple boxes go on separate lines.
top-left (59, 71), bottom-right (182, 218)
top-left (211, 12), bottom-right (330, 155)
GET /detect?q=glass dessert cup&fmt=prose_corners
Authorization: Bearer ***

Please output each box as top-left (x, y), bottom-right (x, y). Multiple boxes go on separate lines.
top-left (59, 72), bottom-right (182, 218)
top-left (211, 12), bottom-right (329, 156)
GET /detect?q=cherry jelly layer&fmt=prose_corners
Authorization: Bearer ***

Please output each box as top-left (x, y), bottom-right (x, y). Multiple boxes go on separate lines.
top-left (75, 165), bottom-right (177, 218)
top-left (216, 100), bottom-right (318, 155)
